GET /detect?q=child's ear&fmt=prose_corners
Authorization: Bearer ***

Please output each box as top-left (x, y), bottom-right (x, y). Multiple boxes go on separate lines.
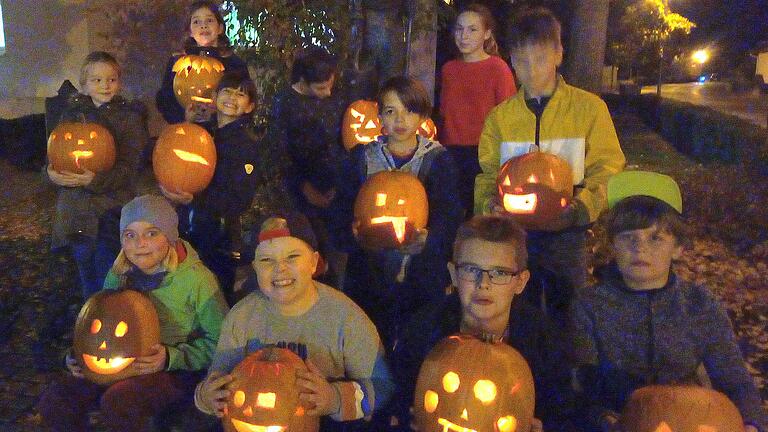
top-left (672, 243), bottom-right (684, 261)
top-left (554, 42), bottom-right (564, 68)
top-left (310, 250), bottom-right (320, 274)
top-left (244, 101), bottom-right (256, 115)
top-left (513, 270), bottom-right (530, 295)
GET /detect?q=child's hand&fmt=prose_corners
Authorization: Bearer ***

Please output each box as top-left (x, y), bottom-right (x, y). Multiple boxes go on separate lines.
top-left (160, 184), bottom-right (193, 205)
top-left (198, 371), bottom-right (235, 418)
top-left (47, 164), bottom-right (93, 187)
top-left (68, 169), bottom-right (95, 187)
top-left (399, 228), bottom-right (428, 255)
top-left (296, 359), bottom-right (340, 416)
top-left (134, 344), bottom-right (167, 374)
top-left (548, 202), bottom-right (578, 231)
top-left (745, 425), bottom-right (759, 432)
top-left (185, 101), bottom-right (215, 123)
top-left (65, 351), bottom-right (84, 378)
top-left (302, 182), bottom-right (334, 208)
top-left (530, 418), bottom-right (544, 432)
top-left (486, 195), bottom-right (506, 216)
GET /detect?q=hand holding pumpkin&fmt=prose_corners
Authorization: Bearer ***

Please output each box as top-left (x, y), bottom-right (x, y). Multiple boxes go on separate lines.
top-left (64, 351), bottom-right (84, 378)
top-left (134, 343), bottom-right (167, 375)
top-left (399, 228), bottom-right (428, 255)
top-left (302, 182), bottom-right (335, 208)
top-left (47, 164), bottom-right (94, 187)
top-left (296, 359), bottom-right (340, 416)
top-left (185, 100), bottom-right (216, 123)
top-left (197, 371), bottom-right (235, 417)
top-left (160, 184), bottom-right (194, 205)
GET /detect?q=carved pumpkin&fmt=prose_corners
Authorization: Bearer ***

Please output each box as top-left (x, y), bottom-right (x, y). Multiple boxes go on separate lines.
top-left (417, 118), bottom-right (438, 141)
top-left (172, 53), bottom-right (225, 108)
top-left (353, 170), bottom-right (429, 250)
top-left (414, 334), bottom-right (535, 432)
top-left (73, 289), bottom-right (161, 385)
top-left (342, 100), bottom-right (383, 150)
top-left (224, 346), bottom-right (319, 432)
top-left (620, 385), bottom-right (745, 432)
top-left (496, 152), bottom-right (573, 231)
top-left (47, 122), bottom-right (116, 173)
top-left (153, 123), bottom-right (217, 194)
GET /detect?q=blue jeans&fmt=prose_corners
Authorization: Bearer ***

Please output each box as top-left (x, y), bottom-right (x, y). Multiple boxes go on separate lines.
top-left (69, 234), bottom-right (117, 298)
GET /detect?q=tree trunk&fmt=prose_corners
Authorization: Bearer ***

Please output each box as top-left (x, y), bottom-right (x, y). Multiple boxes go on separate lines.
top-left (564, 0), bottom-right (610, 93)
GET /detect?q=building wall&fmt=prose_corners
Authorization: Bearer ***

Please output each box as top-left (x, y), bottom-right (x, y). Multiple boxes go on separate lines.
top-left (0, 0), bottom-right (90, 118)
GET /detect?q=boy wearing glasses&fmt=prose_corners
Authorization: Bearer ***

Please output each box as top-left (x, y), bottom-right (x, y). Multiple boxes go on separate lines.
top-left (389, 215), bottom-right (577, 431)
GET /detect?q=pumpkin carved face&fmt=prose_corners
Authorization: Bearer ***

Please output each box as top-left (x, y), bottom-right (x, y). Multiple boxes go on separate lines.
top-left (153, 123), bottom-right (217, 194)
top-left (414, 334), bottom-right (535, 432)
top-left (47, 122), bottom-right (116, 173)
top-left (496, 152), bottom-right (573, 231)
top-left (342, 100), bottom-right (383, 150)
top-left (620, 385), bottom-right (745, 432)
top-left (172, 53), bottom-right (225, 108)
top-left (353, 170), bottom-right (429, 250)
top-left (73, 290), bottom-right (161, 385)
top-left (417, 118), bottom-right (438, 141)
top-left (224, 347), bottom-right (319, 432)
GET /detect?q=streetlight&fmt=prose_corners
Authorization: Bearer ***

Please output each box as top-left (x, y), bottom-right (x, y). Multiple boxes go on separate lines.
top-left (691, 49), bottom-right (709, 64)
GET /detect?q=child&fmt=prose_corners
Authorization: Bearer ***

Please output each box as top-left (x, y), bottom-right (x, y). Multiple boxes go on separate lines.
top-left (155, 0), bottom-right (249, 124)
top-left (45, 51), bottom-right (149, 298)
top-left (331, 76), bottom-right (463, 349)
top-left (194, 214), bottom-right (393, 430)
top-left (440, 3), bottom-right (516, 217)
top-left (570, 173), bottom-right (768, 432)
top-left (474, 7), bottom-right (625, 325)
top-left (270, 45), bottom-right (350, 288)
top-left (37, 194), bottom-right (229, 432)
top-left (162, 71), bottom-right (265, 304)
top-left (393, 215), bottom-right (577, 431)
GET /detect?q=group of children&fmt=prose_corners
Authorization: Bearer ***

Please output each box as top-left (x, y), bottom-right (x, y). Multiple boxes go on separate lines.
top-left (36, 1), bottom-right (767, 432)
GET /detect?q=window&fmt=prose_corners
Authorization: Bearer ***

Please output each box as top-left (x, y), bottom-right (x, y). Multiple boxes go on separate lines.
top-left (0, 1), bottom-right (6, 55)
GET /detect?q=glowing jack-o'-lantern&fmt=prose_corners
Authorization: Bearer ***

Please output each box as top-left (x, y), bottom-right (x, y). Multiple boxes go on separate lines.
top-left (73, 289), bottom-right (161, 385)
top-left (153, 123), bottom-right (217, 194)
top-left (496, 152), bottom-right (573, 231)
top-left (342, 100), bottom-right (383, 150)
top-left (417, 118), bottom-right (438, 141)
top-left (224, 346), bottom-right (319, 432)
top-left (414, 334), bottom-right (535, 432)
top-left (620, 385), bottom-right (745, 432)
top-left (47, 122), bottom-right (116, 174)
top-left (172, 53), bottom-right (225, 108)
top-left (353, 170), bottom-right (429, 250)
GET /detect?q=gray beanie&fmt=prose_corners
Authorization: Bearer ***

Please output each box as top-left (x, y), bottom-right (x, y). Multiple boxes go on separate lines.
top-left (120, 195), bottom-right (179, 243)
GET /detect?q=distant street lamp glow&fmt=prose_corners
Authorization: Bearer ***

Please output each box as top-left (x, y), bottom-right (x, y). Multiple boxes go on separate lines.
top-left (692, 49), bottom-right (710, 64)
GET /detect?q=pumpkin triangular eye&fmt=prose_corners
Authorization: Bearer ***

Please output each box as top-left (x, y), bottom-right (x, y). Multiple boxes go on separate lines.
top-left (397, 199), bottom-right (405, 205)
top-left (175, 127), bottom-right (186, 135)
top-left (527, 174), bottom-right (538, 183)
top-left (503, 176), bottom-right (511, 186)
top-left (365, 119), bottom-right (378, 129)
top-left (350, 108), bottom-right (363, 118)
top-left (653, 422), bottom-right (673, 432)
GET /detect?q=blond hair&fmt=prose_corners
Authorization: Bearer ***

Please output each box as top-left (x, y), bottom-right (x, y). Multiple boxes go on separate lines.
top-left (111, 244), bottom-right (179, 284)
top-left (79, 51), bottom-right (121, 87)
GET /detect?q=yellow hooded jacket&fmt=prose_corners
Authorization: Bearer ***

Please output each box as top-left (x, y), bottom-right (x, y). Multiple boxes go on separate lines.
top-left (474, 76), bottom-right (626, 226)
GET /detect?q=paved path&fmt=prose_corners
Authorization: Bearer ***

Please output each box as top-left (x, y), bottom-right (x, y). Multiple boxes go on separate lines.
top-left (642, 82), bottom-right (768, 128)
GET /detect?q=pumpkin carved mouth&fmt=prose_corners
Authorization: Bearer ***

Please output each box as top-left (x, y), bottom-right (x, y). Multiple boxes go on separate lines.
top-left (369, 216), bottom-right (409, 243)
top-left (502, 193), bottom-right (538, 214)
top-left (437, 418), bottom-right (477, 432)
top-left (230, 418), bottom-right (285, 432)
top-left (82, 354), bottom-right (134, 374)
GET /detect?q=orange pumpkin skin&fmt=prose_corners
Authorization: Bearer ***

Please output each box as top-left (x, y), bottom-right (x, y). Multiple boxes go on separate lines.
top-left (73, 289), bottom-right (161, 385)
top-left (414, 334), bottom-right (536, 432)
top-left (47, 122), bottom-right (116, 174)
top-left (342, 100), bottom-right (383, 150)
top-left (417, 118), bottom-right (438, 141)
top-left (172, 54), bottom-right (226, 108)
top-left (353, 170), bottom-right (429, 250)
top-left (620, 385), bottom-right (745, 432)
top-left (496, 152), bottom-right (573, 231)
top-left (153, 123), bottom-right (217, 194)
top-left (224, 347), bottom-right (319, 432)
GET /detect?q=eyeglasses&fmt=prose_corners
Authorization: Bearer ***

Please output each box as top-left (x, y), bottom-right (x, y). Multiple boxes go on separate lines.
top-left (455, 264), bottom-right (526, 285)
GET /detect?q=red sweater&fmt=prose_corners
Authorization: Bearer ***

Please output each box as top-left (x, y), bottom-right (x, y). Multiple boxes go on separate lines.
top-left (439, 56), bottom-right (516, 146)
